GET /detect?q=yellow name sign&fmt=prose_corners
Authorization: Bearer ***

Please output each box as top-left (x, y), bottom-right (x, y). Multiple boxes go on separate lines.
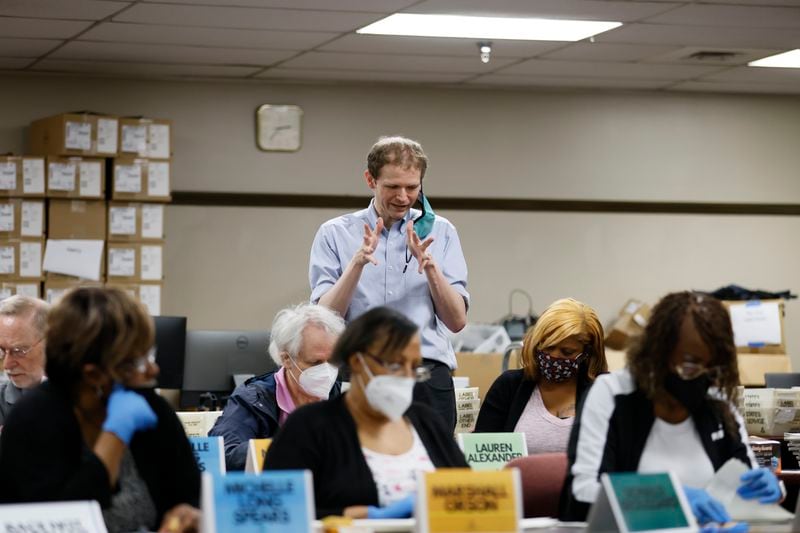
top-left (417, 468), bottom-right (521, 533)
top-left (244, 438), bottom-right (271, 474)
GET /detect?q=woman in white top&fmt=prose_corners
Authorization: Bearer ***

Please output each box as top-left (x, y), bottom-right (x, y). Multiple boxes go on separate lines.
top-left (474, 298), bottom-right (608, 454)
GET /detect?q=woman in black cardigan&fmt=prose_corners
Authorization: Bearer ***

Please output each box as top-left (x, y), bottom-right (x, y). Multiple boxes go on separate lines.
top-left (0, 288), bottom-right (200, 533)
top-left (474, 298), bottom-right (607, 454)
top-left (264, 307), bottom-right (467, 519)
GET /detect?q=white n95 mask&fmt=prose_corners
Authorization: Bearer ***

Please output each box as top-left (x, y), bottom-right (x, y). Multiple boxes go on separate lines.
top-left (357, 353), bottom-right (415, 421)
top-left (291, 360), bottom-right (338, 399)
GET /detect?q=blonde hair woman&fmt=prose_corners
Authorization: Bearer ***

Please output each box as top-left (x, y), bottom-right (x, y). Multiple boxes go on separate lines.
top-left (474, 298), bottom-right (607, 454)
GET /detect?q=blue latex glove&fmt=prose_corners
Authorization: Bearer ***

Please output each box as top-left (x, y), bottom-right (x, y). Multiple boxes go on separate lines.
top-left (700, 522), bottom-right (749, 533)
top-left (367, 494), bottom-right (415, 519)
top-left (738, 468), bottom-right (781, 503)
top-left (683, 486), bottom-right (730, 525)
top-left (102, 384), bottom-right (157, 444)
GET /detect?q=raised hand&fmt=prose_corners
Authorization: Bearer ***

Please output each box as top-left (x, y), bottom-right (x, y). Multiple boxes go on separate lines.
top-left (406, 223), bottom-right (435, 273)
top-left (354, 218), bottom-right (384, 267)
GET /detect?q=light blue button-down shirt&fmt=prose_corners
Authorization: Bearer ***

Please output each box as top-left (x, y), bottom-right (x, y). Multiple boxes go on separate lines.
top-left (309, 200), bottom-right (469, 368)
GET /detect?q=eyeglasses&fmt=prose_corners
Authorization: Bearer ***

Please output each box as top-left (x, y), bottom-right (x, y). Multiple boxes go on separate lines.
top-left (0, 337), bottom-right (43, 360)
top-left (361, 351), bottom-right (431, 383)
top-left (117, 347), bottom-right (157, 375)
top-left (674, 361), bottom-right (723, 382)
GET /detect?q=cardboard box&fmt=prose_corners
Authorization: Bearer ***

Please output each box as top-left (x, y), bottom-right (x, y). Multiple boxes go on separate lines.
top-left (605, 299), bottom-right (651, 350)
top-left (738, 353), bottom-right (791, 386)
top-left (107, 241), bottom-right (163, 282)
top-left (43, 278), bottom-right (104, 304)
top-left (106, 281), bottom-right (162, 316)
top-left (0, 156), bottom-right (46, 197)
top-left (29, 113), bottom-right (118, 157)
top-left (723, 300), bottom-right (785, 354)
top-left (0, 199), bottom-right (45, 238)
top-left (46, 157), bottom-right (105, 199)
top-left (0, 239), bottom-right (44, 280)
top-left (110, 158), bottom-right (171, 202)
top-left (108, 202), bottom-right (165, 241)
top-left (454, 351), bottom-right (523, 405)
top-left (0, 280), bottom-right (41, 299)
top-left (48, 199), bottom-right (106, 239)
top-left (118, 117), bottom-right (171, 159)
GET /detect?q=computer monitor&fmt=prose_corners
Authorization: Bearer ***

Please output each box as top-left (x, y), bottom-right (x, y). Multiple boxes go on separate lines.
top-left (181, 329), bottom-right (276, 408)
top-left (153, 316), bottom-right (187, 389)
top-left (764, 372), bottom-right (800, 388)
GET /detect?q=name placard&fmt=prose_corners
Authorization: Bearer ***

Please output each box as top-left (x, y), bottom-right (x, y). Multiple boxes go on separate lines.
top-left (245, 438), bottom-right (271, 474)
top-left (417, 468), bottom-right (521, 533)
top-left (457, 432), bottom-right (527, 471)
top-left (201, 470), bottom-right (314, 533)
top-left (190, 436), bottom-right (226, 475)
top-left (0, 500), bottom-right (107, 532)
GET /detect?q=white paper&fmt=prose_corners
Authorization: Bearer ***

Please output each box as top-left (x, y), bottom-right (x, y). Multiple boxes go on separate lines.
top-left (775, 408), bottom-right (796, 424)
top-left (147, 161), bottom-right (170, 197)
top-left (0, 162), bottom-right (16, 190)
top-left (79, 161), bottom-right (102, 197)
top-left (729, 302), bottom-right (782, 347)
top-left (114, 163), bottom-right (142, 193)
top-left (109, 247), bottom-right (136, 277)
top-left (0, 288), bottom-right (12, 300)
top-left (14, 283), bottom-right (38, 298)
top-left (22, 159), bottom-right (45, 194)
top-left (109, 206), bottom-right (137, 236)
top-left (140, 245), bottom-right (162, 280)
top-left (0, 500), bottom-right (108, 533)
top-left (0, 246), bottom-right (14, 274)
top-left (43, 240), bottom-right (104, 281)
top-left (705, 459), bottom-right (793, 522)
top-left (121, 124), bottom-right (147, 155)
top-left (141, 204), bottom-right (164, 239)
top-left (48, 162), bottom-right (77, 191)
top-left (21, 201), bottom-right (44, 237)
top-left (148, 123), bottom-right (170, 159)
top-left (19, 241), bottom-right (41, 278)
top-left (45, 287), bottom-right (68, 305)
top-left (140, 284), bottom-right (161, 316)
top-left (96, 118), bottom-right (118, 154)
top-left (0, 204), bottom-right (14, 232)
top-left (65, 121), bottom-right (92, 150)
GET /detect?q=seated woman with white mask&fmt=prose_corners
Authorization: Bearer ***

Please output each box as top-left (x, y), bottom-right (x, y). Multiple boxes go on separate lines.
top-left (264, 306), bottom-right (468, 519)
top-left (208, 303), bottom-right (345, 471)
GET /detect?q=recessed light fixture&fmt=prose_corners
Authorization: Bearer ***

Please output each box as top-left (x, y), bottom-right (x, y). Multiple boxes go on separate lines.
top-left (357, 13), bottom-right (622, 42)
top-left (749, 49), bottom-right (800, 68)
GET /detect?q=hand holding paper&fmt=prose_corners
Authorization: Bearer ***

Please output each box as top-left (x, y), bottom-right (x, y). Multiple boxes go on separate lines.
top-left (367, 494), bottom-right (415, 519)
top-left (683, 486), bottom-right (730, 524)
top-left (737, 468), bottom-right (782, 503)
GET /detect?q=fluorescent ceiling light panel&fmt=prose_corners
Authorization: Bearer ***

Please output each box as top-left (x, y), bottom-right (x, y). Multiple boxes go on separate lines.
top-left (749, 49), bottom-right (800, 68)
top-left (357, 14), bottom-right (621, 42)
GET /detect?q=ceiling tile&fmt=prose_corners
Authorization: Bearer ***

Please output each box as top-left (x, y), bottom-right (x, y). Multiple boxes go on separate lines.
top-left (496, 58), bottom-right (724, 80)
top-left (114, 4), bottom-right (383, 31)
top-left (699, 66), bottom-right (800, 84)
top-left (0, 17), bottom-right (93, 38)
top-left (0, 37), bottom-right (62, 57)
top-left (0, 0), bottom-right (130, 20)
top-left (670, 80), bottom-right (800, 94)
top-left (467, 73), bottom-right (669, 89)
top-left (319, 34), bottom-right (565, 58)
top-left (140, 0), bottom-right (418, 11)
top-left (596, 23), bottom-right (800, 50)
top-left (51, 41), bottom-right (297, 65)
top-left (541, 42), bottom-right (678, 62)
top-left (80, 22), bottom-right (339, 50)
top-left (644, 4), bottom-right (800, 29)
top-left (0, 57), bottom-right (34, 69)
top-left (642, 47), bottom-right (783, 67)
top-left (409, 0), bottom-right (680, 22)
top-left (278, 51), bottom-right (516, 73)
top-left (32, 58), bottom-right (261, 77)
top-left (257, 67), bottom-right (470, 83)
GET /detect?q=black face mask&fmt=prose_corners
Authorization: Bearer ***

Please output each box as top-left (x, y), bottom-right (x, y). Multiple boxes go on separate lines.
top-left (664, 372), bottom-right (711, 413)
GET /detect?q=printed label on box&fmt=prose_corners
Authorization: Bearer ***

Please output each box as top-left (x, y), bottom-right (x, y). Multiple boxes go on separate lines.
top-left (22, 159), bottom-right (45, 194)
top-left (0, 162), bottom-right (16, 190)
top-left (79, 161), bottom-right (102, 197)
top-left (115, 164), bottom-right (142, 193)
top-left (109, 248), bottom-right (136, 277)
top-left (141, 204), bottom-right (164, 239)
top-left (140, 284), bottom-right (161, 316)
top-left (148, 124), bottom-right (170, 159)
top-left (49, 162), bottom-right (77, 191)
top-left (15, 283), bottom-right (39, 299)
top-left (109, 207), bottom-right (137, 236)
top-left (21, 202), bottom-right (44, 237)
top-left (0, 246), bottom-right (13, 274)
top-left (121, 124), bottom-right (147, 155)
top-left (147, 162), bottom-right (170, 197)
top-left (0, 204), bottom-right (14, 232)
top-left (20, 242), bottom-right (42, 278)
top-left (96, 118), bottom-right (118, 154)
top-left (65, 121), bottom-right (92, 151)
top-left (140, 245), bottom-right (162, 280)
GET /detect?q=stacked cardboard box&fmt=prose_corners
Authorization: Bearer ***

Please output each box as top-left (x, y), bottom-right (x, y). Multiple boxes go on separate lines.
top-left (605, 299), bottom-right (651, 350)
top-left (723, 299), bottom-right (790, 386)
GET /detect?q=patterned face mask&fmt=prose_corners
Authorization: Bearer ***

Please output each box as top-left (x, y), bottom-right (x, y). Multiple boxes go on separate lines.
top-left (536, 350), bottom-right (581, 383)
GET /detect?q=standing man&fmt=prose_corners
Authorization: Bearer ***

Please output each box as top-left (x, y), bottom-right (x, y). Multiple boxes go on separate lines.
top-left (309, 136), bottom-right (469, 431)
top-left (0, 295), bottom-right (49, 429)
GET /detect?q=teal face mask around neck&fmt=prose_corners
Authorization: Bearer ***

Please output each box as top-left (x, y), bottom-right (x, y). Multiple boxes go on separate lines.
top-left (413, 191), bottom-right (435, 239)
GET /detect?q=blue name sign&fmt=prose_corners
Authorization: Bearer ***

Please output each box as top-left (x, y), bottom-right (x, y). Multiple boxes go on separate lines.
top-left (190, 436), bottom-right (226, 476)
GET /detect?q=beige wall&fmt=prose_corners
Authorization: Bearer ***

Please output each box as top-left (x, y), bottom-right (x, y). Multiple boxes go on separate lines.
top-left (1, 74), bottom-right (798, 366)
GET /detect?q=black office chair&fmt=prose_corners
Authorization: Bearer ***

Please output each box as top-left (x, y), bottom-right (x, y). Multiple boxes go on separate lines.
top-left (764, 373), bottom-right (800, 388)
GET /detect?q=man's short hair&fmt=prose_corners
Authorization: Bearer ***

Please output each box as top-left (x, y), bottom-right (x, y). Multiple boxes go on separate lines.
top-left (0, 295), bottom-right (50, 338)
top-left (268, 304), bottom-right (345, 365)
top-left (367, 136), bottom-right (429, 180)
